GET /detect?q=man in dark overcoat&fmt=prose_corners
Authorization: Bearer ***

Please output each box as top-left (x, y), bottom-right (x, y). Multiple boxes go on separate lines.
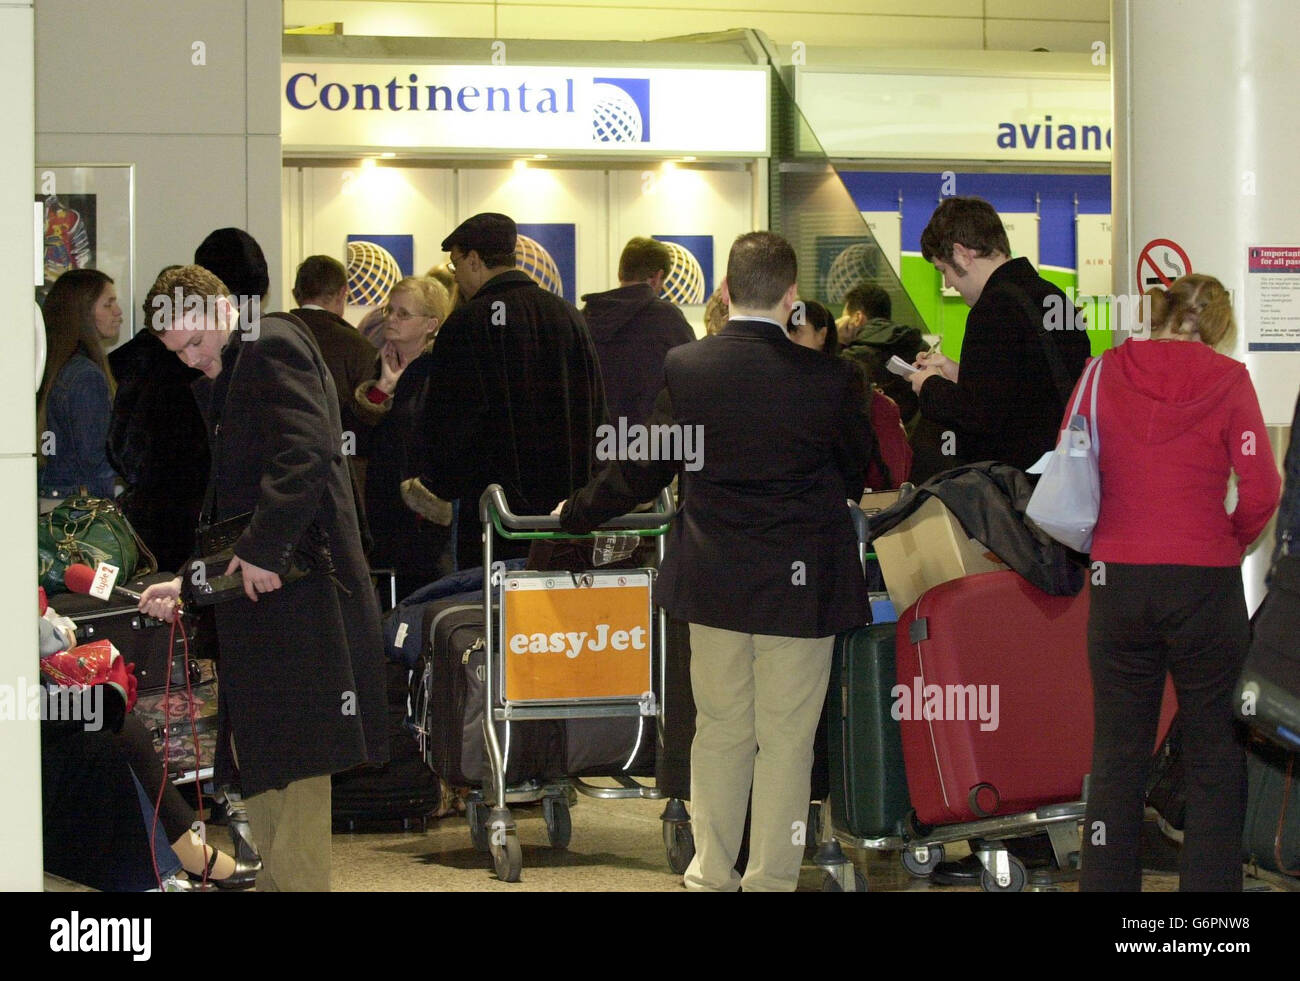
top-left (415, 212), bottom-right (607, 568)
top-left (138, 264), bottom-right (387, 891)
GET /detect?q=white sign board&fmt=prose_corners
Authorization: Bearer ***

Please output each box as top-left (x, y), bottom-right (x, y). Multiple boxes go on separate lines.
top-left (1076, 214), bottom-right (1113, 296)
top-left (1246, 246), bottom-right (1300, 352)
top-left (283, 63), bottom-right (769, 155)
top-left (796, 70), bottom-right (1111, 162)
top-left (860, 211), bottom-right (901, 280)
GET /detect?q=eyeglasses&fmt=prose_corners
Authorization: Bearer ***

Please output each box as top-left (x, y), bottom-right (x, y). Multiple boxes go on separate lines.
top-left (381, 306), bottom-right (423, 321)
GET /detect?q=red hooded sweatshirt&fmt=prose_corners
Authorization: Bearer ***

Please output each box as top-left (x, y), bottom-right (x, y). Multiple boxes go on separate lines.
top-left (1068, 338), bottom-right (1281, 566)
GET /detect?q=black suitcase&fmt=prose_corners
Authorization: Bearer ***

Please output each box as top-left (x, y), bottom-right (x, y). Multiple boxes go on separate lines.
top-left (332, 660), bottom-right (441, 831)
top-left (412, 593), bottom-right (565, 787)
top-left (1243, 736), bottom-right (1300, 877)
top-left (53, 571), bottom-right (203, 693)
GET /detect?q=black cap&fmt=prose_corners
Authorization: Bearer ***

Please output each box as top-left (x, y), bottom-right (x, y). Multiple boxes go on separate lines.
top-left (441, 213), bottom-right (517, 256)
top-left (194, 228), bottom-right (269, 301)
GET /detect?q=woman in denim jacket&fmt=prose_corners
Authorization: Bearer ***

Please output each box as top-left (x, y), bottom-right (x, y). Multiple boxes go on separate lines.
top-left (37, 269), bottom-right (122, 503)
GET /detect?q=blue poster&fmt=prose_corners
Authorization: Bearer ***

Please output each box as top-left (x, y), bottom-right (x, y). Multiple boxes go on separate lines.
top-left (346, 234), bottom-right (414, 277)
top-left (515, 222), bottom-right (577, 302)
top-left (653, 234), bottom-right (713, 303)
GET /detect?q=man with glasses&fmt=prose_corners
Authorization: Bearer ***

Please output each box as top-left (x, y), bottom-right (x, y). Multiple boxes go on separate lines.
top-left (415, 212), bottom-right (606, 567)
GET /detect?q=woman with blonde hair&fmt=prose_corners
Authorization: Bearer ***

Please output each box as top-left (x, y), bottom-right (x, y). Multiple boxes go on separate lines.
top-left (1078, 273), bottom-right (1280, 891)
top-left (37, 268), bottom-right (122, 504)
top-left (354, 276), bottom-right (456, 592)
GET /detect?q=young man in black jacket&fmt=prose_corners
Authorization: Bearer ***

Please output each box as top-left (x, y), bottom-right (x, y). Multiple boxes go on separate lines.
top-left (560, 232), bottom-right (872, 891)
top-left (910, 196), bottom-right (1090, 473)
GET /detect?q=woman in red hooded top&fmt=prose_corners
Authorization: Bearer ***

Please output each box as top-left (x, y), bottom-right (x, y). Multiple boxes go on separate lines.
top-left (1078, 274), bottom-right (1281, 892)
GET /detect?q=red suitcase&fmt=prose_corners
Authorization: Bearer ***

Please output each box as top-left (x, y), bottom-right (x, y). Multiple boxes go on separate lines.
top-left (896, 571), bottom-right (1175, 827)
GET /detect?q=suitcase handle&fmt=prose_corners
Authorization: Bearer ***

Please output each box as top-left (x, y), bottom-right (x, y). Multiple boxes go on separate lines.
top-left (478, 483), bottom-right (675, 540)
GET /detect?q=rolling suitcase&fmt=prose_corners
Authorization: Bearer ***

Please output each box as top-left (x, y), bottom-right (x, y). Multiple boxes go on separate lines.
top-left (333, 660), bottom-right (441, 830)
top-left (413, 592), bottom-right (565, 787)
top-left (827, 620), bottom-right (912, 840)
top-left (1242, 736), bottom-right (1300, 876)
top-left (896, 570), bottom-right (1176, 827)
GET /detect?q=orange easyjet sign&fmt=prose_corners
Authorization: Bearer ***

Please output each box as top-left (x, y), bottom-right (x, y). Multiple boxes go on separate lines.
top-left (502, 574), bottom-right (652, 701)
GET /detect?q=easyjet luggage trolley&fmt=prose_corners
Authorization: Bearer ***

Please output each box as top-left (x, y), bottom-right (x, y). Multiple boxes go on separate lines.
top-left (475, 483), bottom-right (675, 882)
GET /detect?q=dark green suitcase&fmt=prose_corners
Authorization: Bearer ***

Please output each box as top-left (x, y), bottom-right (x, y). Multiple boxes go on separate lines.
top-left (827, 621), bottom-right (913, 841)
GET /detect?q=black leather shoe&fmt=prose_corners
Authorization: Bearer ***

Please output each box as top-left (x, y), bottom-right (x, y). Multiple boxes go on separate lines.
top-left (213, 854), bottom-right (262, 891)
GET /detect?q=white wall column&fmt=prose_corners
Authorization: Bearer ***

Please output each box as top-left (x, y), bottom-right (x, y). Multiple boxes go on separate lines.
top-left (1113, 0), bottom-right (1299, 609)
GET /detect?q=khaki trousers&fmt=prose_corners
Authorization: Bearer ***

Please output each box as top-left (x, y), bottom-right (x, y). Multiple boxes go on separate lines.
top-left (683, 624), bottom-right (834, 892)
top-left (232, 737), bottom-right (333, 891)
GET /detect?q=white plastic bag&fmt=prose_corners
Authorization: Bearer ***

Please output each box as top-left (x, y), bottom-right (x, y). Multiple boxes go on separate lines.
top-left (1026, 356), bottom-right (1103, 551)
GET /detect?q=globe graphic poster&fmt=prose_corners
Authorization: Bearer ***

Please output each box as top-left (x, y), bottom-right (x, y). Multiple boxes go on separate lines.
top-left (345, 240), bottom-right (403, 307)
top-left (515, 223), bottom-right (576, 301)
top-left (653, 235), bottom-right (712, 304)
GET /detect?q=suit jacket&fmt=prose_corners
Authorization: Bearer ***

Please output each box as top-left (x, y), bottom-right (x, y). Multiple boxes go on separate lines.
top-left (918, 258), bottom-right (1091, 471)
top-left (562, 318), bottom-right (873, 638)
top-left (416, 270), bottom-right (607, 567)
top-left (202, 314), bottom-right (387, 795)
top-left (289, 306), bottom-right (377, 449)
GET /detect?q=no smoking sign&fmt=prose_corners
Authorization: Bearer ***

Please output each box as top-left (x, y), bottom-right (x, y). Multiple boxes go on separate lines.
top-left (1136, 238), bottom-right (1191, 292)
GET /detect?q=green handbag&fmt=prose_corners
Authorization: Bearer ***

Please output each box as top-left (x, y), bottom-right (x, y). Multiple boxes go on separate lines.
top-left (37, 496), bottom-right (156, 594)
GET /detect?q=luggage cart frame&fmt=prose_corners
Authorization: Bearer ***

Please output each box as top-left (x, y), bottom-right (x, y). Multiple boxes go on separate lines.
top-left (476, 483), bottom-right (675, 882)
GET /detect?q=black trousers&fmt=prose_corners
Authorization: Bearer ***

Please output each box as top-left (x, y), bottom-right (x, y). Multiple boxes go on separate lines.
top-left (1080, 563), bottom-right (1249, 892)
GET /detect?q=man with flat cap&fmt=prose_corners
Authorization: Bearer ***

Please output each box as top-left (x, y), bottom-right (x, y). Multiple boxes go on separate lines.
top-left (411, 212), bottom-right (607, 567)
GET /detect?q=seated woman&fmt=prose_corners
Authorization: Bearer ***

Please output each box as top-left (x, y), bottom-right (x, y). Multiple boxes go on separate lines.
top-left (353, 277), bottom-right (455, 597)
top-left (37, 269), bottom-right (122, 506)
top-left (39, 613), bottom-right (257, 890)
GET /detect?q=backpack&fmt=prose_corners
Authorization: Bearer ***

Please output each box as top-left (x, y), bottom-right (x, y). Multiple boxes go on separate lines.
top-left (866, 388), bottom-right (912, 491)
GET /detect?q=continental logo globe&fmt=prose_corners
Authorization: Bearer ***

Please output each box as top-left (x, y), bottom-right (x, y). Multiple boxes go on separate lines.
top-left (515, 234), bottom-right (563, 296)
top-left (345, 240), bottom-right (402, 306)
top-left (592, 82), bottom-right (643, 143)
top-left (826, 243), bottom-right (884, 304)
top-left (659, 242), bottom-right (706, 305)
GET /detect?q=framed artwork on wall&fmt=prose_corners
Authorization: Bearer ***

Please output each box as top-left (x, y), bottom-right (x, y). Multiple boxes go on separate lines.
top-left (35, 164), bottom-right (135, 340)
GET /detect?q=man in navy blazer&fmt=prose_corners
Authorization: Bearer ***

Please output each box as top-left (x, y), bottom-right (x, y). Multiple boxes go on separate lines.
top-left (561, 232), bottom-right (872, 891)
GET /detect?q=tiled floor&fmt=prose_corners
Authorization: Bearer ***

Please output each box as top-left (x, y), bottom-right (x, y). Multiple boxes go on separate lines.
top-left (43, 786), bottom-right (1298, 893)
top-left (326, 787), bottom-right (1299, 893)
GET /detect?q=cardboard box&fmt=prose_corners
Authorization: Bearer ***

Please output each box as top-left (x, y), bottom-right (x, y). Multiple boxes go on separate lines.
top-left (871, 495), bottom-right (1008, 615)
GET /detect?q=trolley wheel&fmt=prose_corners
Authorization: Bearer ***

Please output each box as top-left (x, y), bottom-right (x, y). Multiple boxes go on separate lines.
top-left (821, 870), bottom-right (869, 892)
top-left (491, 832), bottom-right (523, 883)
top-left (467, 800), bottom-right (489, 853)
top-left (663, 820), bottom-right (695, 875)
top-left (900, 843), bottom-right (945, 878)
top-left (979, 854), bottom-right (1027, 893)
top-left (543, 796), bottom-right (572, 850)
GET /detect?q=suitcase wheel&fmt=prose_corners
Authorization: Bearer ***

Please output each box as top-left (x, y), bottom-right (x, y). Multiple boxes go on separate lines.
top-left (900, 843), bottom-right (945, 878)
top-left (979, 854), bottom-right (1027, 893)
top-left (663, 819), bottom-right (695, 875)
top-left (542, 794), bottom-right (572, 850)
top-left (821, 870), bottom-right (868, 892)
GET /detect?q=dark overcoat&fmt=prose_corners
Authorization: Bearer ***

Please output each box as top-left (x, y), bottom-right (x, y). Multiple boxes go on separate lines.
top-left (202, 313), bottom-right (388, 795)
top-left (415, 270), bottom-right (608, 567)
